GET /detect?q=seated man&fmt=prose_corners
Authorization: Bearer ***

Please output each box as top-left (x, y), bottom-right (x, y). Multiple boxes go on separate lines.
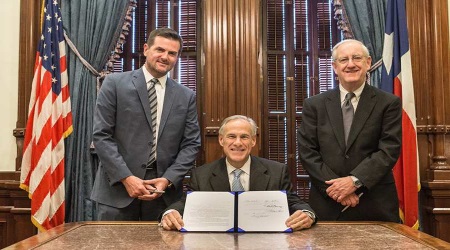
top-left (156, 115), bottom-right (316, 231)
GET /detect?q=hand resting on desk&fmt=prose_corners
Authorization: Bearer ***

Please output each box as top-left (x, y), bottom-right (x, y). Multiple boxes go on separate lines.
top-left (161, 210), bottom-right (184, 231)
top-left (286, 210), bottom-right (314, 231)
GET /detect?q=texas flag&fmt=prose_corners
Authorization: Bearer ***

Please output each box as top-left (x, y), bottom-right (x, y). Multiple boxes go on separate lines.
top-left (381, 0), bottom-right (419, 229)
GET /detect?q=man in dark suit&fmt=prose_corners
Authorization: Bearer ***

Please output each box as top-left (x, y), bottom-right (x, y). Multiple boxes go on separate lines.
top-left (297, 39), bottom-right (401, 222)
top-left (159, 115), bottom-right (316, 231)
top-left (91, 27), bottom-right (201, 220)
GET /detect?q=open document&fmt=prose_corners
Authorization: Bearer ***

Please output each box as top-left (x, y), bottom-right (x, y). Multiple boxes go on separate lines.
top-left (181, 191), bottom-right (292, 232)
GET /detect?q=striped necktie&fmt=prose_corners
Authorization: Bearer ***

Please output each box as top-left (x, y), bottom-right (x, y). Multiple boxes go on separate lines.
top-left (342, 92), bottom-right (355, 145)
top-left (147, 78), bottom-right (158, 167)
top-left (231, 169), bottom-right (245, 191)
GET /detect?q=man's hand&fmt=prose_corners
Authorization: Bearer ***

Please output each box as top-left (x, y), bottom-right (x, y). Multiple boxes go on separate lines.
top-left (138, 177), bottom-right (170, 200)
top-left (161, 210), bottom-right (184, 231)
top-left (144, 177), bottom-right (170, 191)
top-left (325, 176), bottom-right (356, 202)
top-left (339, 193), bottom-right (360, 207)
top-left (121, 175), bottom-right (150, 198)
top-left (285, 210), bottom-right (314, 231)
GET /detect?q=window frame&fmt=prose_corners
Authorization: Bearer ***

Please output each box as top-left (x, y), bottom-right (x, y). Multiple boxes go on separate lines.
top-left (262, 0), bottom-right (341, 199)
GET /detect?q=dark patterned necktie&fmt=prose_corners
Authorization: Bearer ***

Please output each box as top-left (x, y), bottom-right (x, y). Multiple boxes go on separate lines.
top-left (147, 78), bottom-right (158, 167)
top-left (231, 169), bottom-right (245, 191)
top-left (342, 92), bottom-right (355, 145)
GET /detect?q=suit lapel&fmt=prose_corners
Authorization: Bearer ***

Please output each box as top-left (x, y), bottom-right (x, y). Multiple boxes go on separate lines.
top-left (158, 78), bottom-right (177, 138)
top-left (325, 89), bottom-right (346, 152)
top-left (346, 84), bottom-right (377, 151)
top-left (249, 156), bottom-right (270, 191)
top-left (132, 69), bottom-right (152, 128)
top-left (210, 158), bottom-right (231, 191)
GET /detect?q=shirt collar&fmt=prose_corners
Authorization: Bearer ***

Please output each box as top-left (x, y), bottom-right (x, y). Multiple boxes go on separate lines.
top-left (142, 66), bottom-right (167, 89)
top-left (226, 156), bottom-right (251, 175)
top-left (339, 82), bottom-right (365, 102)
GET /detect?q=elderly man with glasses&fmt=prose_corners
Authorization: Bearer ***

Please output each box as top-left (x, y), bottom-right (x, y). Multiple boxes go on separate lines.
top-left (297, 39), bottom-right (402, 222)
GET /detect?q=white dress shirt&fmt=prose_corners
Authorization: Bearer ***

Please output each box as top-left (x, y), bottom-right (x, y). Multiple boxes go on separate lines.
top-left (226, 157), bottom-right (251, 191)
top-left (339, 82), bottom-right (364, 111)
top-left (142, 66), bottom-right (167, 145)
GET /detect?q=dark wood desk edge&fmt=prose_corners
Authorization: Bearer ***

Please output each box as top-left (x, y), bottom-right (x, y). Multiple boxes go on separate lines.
top-left (4, 221), bottom-right (159, 249)
top-left (317, 221), bottom-right (450, 249)
top-left (5, 221), bottom-right (450, 249)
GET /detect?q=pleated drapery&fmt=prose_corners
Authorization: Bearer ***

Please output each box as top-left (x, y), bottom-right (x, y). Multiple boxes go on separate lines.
top-left (60, 0), bottom-right (131, 222)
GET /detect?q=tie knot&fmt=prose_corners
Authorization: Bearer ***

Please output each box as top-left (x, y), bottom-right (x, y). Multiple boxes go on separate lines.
top-left (344, 92), bottom-right (355, 102)
top-left (233, 169), bottom-right (243, 178)
top-left (149, 78), bottom-right (159, 88)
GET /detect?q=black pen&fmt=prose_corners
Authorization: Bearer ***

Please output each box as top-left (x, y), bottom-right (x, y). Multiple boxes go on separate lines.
top-left (341, 193), bottom-right (363, 212)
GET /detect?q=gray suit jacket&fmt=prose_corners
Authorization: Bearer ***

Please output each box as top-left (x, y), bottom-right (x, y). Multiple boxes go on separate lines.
top-left (165, 156), bottom-right (315, 217)
top-left (91, 68), bottom-right (201, 208)
top-left (298, 84), bottom-right (401, 222)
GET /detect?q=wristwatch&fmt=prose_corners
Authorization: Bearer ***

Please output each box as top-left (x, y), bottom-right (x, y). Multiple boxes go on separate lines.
top-left (350, 176), bottom-right (363, 188)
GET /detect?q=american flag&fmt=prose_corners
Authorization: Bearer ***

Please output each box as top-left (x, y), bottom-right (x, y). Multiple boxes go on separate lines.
top-left (19, 0), bottom-right (73, 231)
top-left (381, 0), bottom-right (419, 229)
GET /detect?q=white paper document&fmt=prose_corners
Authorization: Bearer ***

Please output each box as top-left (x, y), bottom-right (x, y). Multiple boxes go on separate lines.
top-left (237, 191), bottom-right (291, 232)
top-left (181, 191), bottom-right (292, 232)
top-left (182, 191), bottom-right (235, 232)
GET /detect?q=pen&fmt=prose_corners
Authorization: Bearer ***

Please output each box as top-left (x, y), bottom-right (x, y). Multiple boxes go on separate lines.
top-left (150, 190), bottom-right (165, 194)
top-left (341, 193), bottom-right (363, 212)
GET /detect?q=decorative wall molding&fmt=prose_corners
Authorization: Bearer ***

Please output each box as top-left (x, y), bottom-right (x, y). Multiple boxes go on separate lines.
top-left (417, 125), bottom-right (450, 134)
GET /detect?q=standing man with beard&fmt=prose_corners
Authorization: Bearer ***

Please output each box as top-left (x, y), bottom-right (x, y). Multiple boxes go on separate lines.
top-left (298, 39), bottom-right (402, 222)
top-left (92, 27), bottom-right (201, 221)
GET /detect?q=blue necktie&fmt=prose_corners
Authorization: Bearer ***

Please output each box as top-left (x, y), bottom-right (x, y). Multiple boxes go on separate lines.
top-left (147, 78), bottom-right (158, 167)
top-left (232, 169), bottom-right (245, 191)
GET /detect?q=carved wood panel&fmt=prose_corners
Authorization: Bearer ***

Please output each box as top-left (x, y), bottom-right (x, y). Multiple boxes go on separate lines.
top-left (407, 0), bottom-right (450, 242)
top-left (200, 0), bottom-right (261, 163)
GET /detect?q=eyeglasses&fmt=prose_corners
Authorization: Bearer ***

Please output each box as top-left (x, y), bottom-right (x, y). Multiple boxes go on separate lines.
top-left (334, 55), bottom-right (366, 65)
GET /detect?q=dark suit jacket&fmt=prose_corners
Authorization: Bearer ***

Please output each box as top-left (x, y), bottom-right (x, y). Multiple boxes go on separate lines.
top-left (91, 68), bottom-right (201, 208)
top-left (165, 156), bottom-right (315, 217)
top-left (298, 84), bottom-right (401, 222)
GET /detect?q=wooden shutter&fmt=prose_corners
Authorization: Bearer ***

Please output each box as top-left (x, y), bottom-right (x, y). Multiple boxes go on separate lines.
top-left (264, 0), bottom-right (341, 200)
top-left (175, 0), bottom-right (197, 90)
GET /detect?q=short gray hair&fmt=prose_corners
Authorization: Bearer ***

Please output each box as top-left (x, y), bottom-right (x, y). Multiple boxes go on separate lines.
top-left (332, 39), bottom-right (370, 61)
top-left (219, 115), bottom-right (258, 136)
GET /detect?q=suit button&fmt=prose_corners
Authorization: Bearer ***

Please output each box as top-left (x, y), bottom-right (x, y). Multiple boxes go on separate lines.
top-left (141, 164), bottom-right (146, 168)
top-left (345, 155), bottom-right (349, 159)
top-left (148, 142), bottom-right (152, 145)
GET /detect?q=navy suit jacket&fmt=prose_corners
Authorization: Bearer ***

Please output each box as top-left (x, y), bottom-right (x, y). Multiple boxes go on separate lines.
top-left (91, 68), bottom-right (201, 208)
top-left (165, 156), bottom-right (315, 217)
top-left (298, 84), bottom-right (401, 222)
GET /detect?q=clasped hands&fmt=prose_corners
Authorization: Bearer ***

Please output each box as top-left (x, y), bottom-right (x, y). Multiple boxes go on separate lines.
top-left (325, 176), bottom-right (360, 207)
top-left (121, 175), bottom-right (169, 200)
top-left (160, 210), bottom-right (313, 231)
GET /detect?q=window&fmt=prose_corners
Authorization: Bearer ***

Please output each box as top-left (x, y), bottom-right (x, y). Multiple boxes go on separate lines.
top-left (264, 0), bottom-right (341, 200)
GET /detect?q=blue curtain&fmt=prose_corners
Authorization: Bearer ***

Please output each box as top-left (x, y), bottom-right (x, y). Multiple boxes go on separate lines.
top-left (341, 0), bottom-right (387, 88)
top-left (60, 0), bottom-right (131, 222)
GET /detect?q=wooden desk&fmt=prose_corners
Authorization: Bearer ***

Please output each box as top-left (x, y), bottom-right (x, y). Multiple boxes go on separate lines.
top-left (5, 221), bottom-right (450, 249)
